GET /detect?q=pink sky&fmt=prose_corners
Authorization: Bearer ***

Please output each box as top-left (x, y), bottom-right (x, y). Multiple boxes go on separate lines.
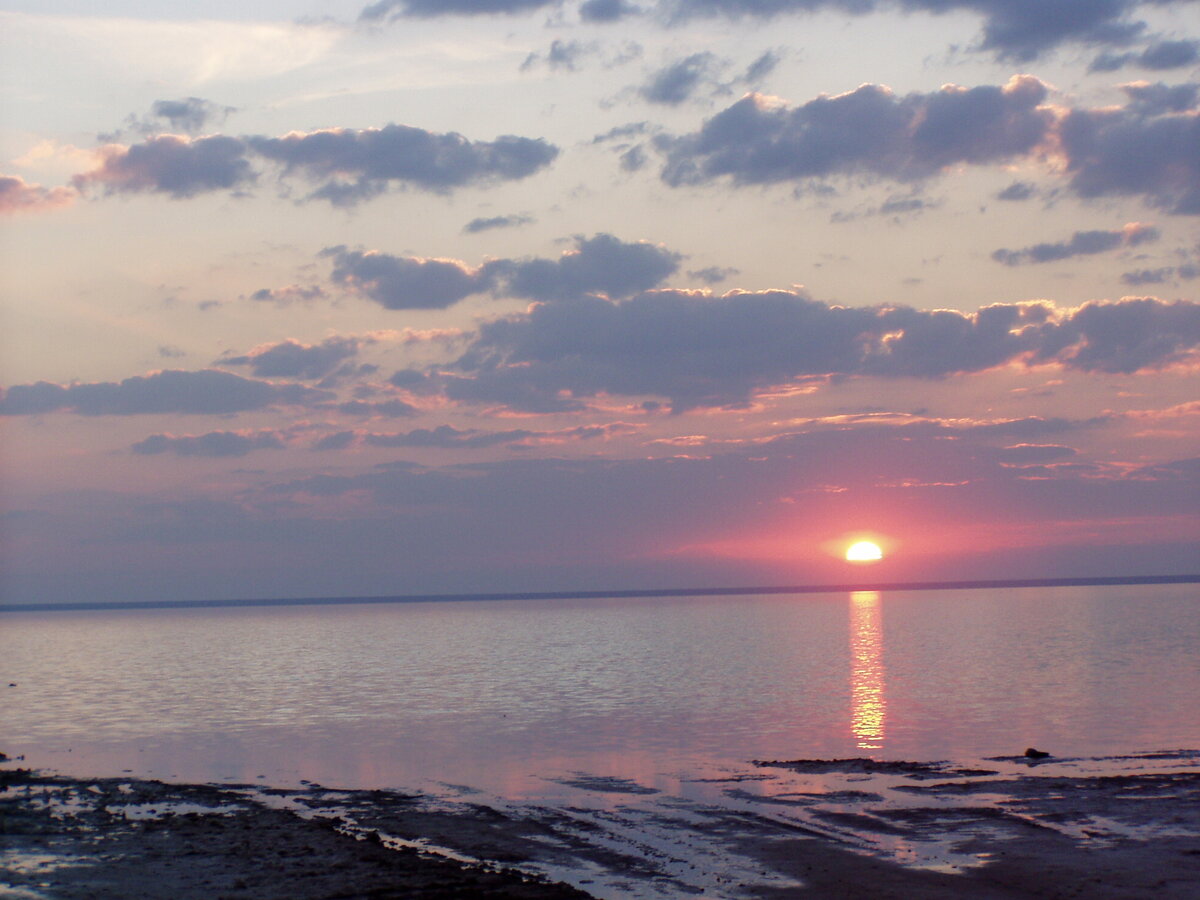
top-left (1, 0), bottom-right (1198, 604)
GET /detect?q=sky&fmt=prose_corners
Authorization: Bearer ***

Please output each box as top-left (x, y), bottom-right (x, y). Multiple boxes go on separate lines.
top-left (1, 0), bottom-right (1198, 606)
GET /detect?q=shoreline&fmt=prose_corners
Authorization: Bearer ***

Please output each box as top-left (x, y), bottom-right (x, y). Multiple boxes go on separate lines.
top-left (5, 752), bottom-right (1199, 898)
top-left (2, 573), bottom-right (1197, 615)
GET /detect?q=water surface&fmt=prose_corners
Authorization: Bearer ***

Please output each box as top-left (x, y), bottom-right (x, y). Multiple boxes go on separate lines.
top-left (2, 583), bottom-right (1197, 794)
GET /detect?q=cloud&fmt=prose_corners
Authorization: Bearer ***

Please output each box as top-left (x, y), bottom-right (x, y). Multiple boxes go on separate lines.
top-left (443, 292), bottom-right (1200, 411)
top-left (361, 0), bottom-right (551, 21)
top-left (323, 234), bottom-right (681, 310)
top-left (463, 213), bottom-right (534, 233)
top-left (992, 222), bottom-right (1159, 266)
top-left (520, 39), bottom-right (594, 72)
top-left (996, 180), bottom-right (1036, 201)
top-left (315, 421), bottom-right (640, 451)
top-left (132, 429), bottom-right (287, 457)
top-left (660, 78), bottom-right (1200, 214)
top-left (640, 52), bottom-right (720, 105)
top-left (1122, 265), bottom-right (1200, 285)
top-left (73, 135), bottom-right (256, 199)
top-left (334, 398), bottom-right (420, 417)
top-left (741, 49), bottom-right (782, 84)
top-left (1028, 297), bottom-right (1200, 374)
top-left (1091, 39), bottom-right (1200, 71)
top-left (149, 97), bottom-right (236, 134)
top-left (103, 97), bottom-right (238, 140)
top-left (1121, 267), bottom-right (1174, 285)
top-left (1119, 81), bottom-right (1199, 115)
top-left (580, 0), bottom-right (640, 21)
top-left (688, 265), bottom-right (739, 284)
top-left (659, 76), bottom-right (1053, 188)
top-left (222, 337), bottom-right (364, 380)
top-left (322, 247), bottom-right (488, 309)
top-left (0, 369), bottom-right (327, 416)
top-left (1059, 101), bottom-right (1200, 214)
top-left (72, 124), bottom-right (558, 205)
top-left (358, 1), bottom-right (1181, 60)
top-left (996, 443), bottom-right (1079, 464)
top-left (246, 125), bottom-right (559, 204)
top-left (481, 233), bottom-right (683, 301)
top-left (0, 174), bottom-right (76, 214)
top-left (248, 284), bottom-right (329, 304)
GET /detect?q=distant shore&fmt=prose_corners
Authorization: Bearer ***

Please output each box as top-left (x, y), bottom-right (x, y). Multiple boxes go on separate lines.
top-left (2, 573), bottom-right (1197, 614)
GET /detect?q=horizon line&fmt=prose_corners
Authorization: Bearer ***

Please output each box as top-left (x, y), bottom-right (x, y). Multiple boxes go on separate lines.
top-left (1, 573), bottom-right (1197, 614)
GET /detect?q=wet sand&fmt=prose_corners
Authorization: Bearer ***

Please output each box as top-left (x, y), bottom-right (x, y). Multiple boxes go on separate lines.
top-left (3, 753), bottom-right (1199, 899)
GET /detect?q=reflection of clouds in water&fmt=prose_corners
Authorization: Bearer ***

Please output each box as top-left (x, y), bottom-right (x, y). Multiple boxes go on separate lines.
top-left (850, 591), bottom-right (886, 751)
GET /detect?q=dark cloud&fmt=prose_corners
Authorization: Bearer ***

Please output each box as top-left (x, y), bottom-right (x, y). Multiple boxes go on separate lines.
top-left (223, 337), bottom-right (363, 380)
top-left (442, 292), bottom-right (1200, 411)
top-left (640, 53), bottom-right (719, 105)
top-left (322, 247), bottom-right (487, 309)
top-left (74, 136), bottom-right (255, 198)
top-left (364, 424), bottom-right (533, 449)
top-left (1120, 81), bottom-right (1200, 115)
top-left (659, 76), bottom-right (1053, 188)
top-left (0, 174), bottom-right (75, 214)
top-left (246, 125), bottom-right (558, 204)
top-left (150, 98), bottom-right (236, 134)
top-left (316, 422), bottom-right (638, 450)
top-left (312, 430), bottom-right (359, 451)
top-left (1092, 39), bottom-right (1200, 71)
top-left (0, 369), bottom-right (327, 416)
top-left (592, 122), bottom-right (652, 143)
top-left (75, 124), bottom-right (557, 205)
top-left (1028, 297), bottom-right (1200, 374)
top-left (996, 443), bottom-right (1079, 464)
top-left (361, 0), bottom-right (551, 20)
top-left (98, 97), bottom-right (237, 143)
top-left (654, 76), bottom-right (1200, 213)
top-left (324, 234), bottom-right (680, 310)
top-left (992, 222), bottom-right (1159, 265)
top-left (581, 0), bottom-right (640, 21)
top-left (1058, 102), bottom-right (1200, 214)
top-left (620, 145), bottom-right (649, 171)
top-left (481, 233), bottom-right (683, 301)
top-left (741, 49), bottom-right (782, 83)
top-left (358, 1), bottom-right (1182, 61)
top-left (521, 39), bottom-right (593, 72)
top-left (996, 180), bottom-right (1035, 201)
top-left (248, 284), bottom-right (329, 305)
top-left (1121, 266), bottom-right (1175, 285)
top-left (334, 398), bottom-right (420, 417)
top-left (688, 265), bottom-right (739, 283)
top-left (1138, 39), bottom-right (1200, 69)
top-left (132, 430), bottom-right (286, 457)
top-left (463, 213), bottom-right (534, 233)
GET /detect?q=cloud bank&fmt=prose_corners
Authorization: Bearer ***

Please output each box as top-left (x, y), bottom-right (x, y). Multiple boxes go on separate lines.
top-left (445, 293), bottom-right (1200, 411)
top-left (1, 370), bottom-right (327, 416)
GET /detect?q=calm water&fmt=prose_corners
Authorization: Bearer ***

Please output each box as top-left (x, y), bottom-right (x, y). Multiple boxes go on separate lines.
top-left (2, 584), bottom-right (1197, 795)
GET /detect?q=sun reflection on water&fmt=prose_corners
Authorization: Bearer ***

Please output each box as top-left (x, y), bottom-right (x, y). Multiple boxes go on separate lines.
top-left (849, 590), bottom-right (886, 751)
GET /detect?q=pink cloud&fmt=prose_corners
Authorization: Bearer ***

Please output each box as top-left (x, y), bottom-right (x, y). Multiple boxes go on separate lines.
top-left (0, 174), bottom-right (76, 214)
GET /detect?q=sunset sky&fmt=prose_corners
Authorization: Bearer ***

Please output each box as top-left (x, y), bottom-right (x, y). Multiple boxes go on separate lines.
top-left (2, 0), bottom-right (1198, 605)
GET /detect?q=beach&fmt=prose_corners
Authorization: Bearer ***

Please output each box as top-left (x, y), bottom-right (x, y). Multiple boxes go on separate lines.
top-left (5, 752), bottom-right (1199, 899)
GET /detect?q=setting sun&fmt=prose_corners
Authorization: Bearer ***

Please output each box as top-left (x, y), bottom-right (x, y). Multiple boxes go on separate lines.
top-left (846, 541), bottom-right (884, 563)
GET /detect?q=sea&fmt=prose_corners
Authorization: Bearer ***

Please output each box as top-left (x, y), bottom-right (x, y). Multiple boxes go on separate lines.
top-left (2, 582), bottom-right (1197, 798)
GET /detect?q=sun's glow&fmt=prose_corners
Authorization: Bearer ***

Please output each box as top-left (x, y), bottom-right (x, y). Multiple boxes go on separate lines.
top-left (845, 540), bottom-right (883, 562)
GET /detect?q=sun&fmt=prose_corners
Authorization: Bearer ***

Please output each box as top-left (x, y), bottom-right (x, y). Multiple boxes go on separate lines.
top-left (845, 540), bottom-right (883, 563)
